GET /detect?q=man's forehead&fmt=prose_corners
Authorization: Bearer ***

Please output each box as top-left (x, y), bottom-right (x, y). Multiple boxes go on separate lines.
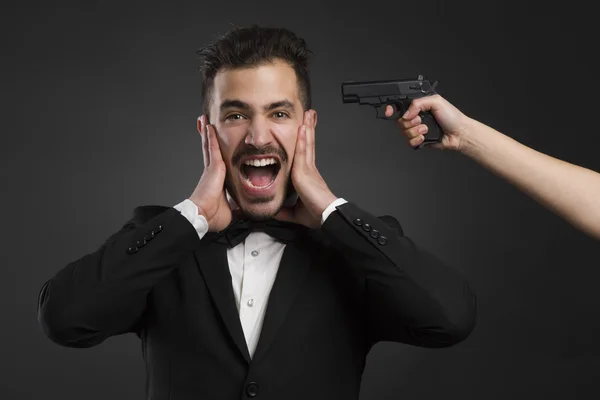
top-left (213, 63), bottom-right (299, 100)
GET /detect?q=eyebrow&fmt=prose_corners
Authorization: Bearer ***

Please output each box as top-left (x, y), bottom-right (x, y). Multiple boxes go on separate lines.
top-left (219, 99), bottom-right (295, 113)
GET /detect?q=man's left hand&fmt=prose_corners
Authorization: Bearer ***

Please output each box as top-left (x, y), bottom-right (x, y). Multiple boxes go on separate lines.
top-left (274, 110), bottom-right (338, 229)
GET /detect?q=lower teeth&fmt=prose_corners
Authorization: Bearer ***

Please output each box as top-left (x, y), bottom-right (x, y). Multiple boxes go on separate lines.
top-left (244, 176), bottom-right (273, 189)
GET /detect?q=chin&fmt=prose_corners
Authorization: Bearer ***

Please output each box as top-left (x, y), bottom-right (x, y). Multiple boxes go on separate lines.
top-left (243, 201), bottom-right (283, 220)
top-left (231, 188), bottom-right (283, 219)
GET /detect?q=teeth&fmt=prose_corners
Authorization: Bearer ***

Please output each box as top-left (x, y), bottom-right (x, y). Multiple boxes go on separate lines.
top-left (243, 158), bottom-right (278, 167)
top-left (243, 175), bottom-right (274, 189)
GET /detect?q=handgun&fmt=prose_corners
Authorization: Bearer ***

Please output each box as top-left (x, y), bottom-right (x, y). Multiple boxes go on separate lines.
top-left (341, 74), bottom-right (443, 149)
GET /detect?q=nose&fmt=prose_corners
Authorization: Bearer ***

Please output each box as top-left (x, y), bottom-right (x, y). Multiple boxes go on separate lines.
top-left (244, 117), bottom-right (274, 148)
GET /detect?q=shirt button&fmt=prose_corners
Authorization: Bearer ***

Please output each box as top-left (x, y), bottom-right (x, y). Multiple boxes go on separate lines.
top-left (251, 250), bottom-right (259, 257)
top-left (247, 298), bottom-right (255, 307)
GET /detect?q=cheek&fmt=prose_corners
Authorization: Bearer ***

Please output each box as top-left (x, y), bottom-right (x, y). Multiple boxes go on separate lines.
top-left (215, 127), bottom-right (243, 162)
top-left (272, 124), bottom-right (299, 160)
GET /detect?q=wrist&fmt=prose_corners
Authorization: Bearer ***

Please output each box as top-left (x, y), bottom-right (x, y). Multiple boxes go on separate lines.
top-left (316, 193), bottom-right (339, 216)
top-left (188, 197), bottom-right (206, 217)
top-left (456, 116), bottom-right (483, 156)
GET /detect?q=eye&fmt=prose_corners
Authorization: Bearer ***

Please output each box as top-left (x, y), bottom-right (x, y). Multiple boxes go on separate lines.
top-left (225, 113), bottom-right (246, 121)
top-left (272, 111), bottom-right (289, 118)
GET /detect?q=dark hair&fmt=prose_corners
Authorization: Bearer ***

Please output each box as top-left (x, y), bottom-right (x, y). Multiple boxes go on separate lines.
top-left (196, 24), bottom-right (313, 119)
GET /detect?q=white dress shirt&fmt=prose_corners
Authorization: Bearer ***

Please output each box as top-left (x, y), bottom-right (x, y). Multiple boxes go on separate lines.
top-left (174, 196), bottom-right (347, 358)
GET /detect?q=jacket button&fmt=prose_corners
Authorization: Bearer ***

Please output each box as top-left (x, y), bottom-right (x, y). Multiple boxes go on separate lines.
top-left (378, 236), bottom-right (387, 245)
top-left (246, 382), bottom-right (259, 397)
top-left (353, 218), bottom-right (362, 226)
top-left (126, 246), bottom-right (138, 254)
top-left (370, 229), bottom-right (379, 238)
top-left (362, 223), bottom-right (371, 232)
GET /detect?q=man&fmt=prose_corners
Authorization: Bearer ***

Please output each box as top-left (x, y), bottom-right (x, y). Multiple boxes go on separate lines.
top-left (37, 25), bottom-right (477, 400)
top-left (392, 96), bottom-right (600, 240)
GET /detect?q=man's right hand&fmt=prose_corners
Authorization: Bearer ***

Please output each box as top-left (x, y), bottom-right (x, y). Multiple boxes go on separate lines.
top-left (189, 115), bottom-right (233, 232)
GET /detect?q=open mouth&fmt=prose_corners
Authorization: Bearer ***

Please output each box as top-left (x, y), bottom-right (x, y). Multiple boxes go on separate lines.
top-left (240, 157), bottom-right (281, 190)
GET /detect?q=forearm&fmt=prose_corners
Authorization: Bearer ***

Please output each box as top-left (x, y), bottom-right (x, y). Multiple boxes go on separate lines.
top-left (321, 202), bottom-right (477, 348)
top-left (459, 118), bottom-right (600, 239)
top-left (37, 206), bottom-right (201, 347)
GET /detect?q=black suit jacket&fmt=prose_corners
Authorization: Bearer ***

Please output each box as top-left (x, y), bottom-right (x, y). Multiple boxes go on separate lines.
top-left (37, 201), bottom-right (477, 400)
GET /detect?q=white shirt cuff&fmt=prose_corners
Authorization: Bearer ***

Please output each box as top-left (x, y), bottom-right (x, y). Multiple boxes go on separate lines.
top-left (321, 198), bottom-right (347, 225)
top-left (173, 199), bottom-right (209, 240)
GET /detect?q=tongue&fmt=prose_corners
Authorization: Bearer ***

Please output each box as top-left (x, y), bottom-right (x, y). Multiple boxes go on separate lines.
top-left (246, 166), bottom-right (274, 187)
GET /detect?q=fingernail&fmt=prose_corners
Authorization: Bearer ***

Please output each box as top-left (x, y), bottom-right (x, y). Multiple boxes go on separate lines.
top-left (402, 110), bottom-right (410, 119)
top-left (418, 125), bottom-right (428, 134)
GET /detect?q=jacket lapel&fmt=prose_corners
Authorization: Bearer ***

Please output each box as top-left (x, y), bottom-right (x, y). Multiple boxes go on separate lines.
top-left (193, 239), bottom-right (252, 364)
top-left (252, 237), bottom-right (313, 364)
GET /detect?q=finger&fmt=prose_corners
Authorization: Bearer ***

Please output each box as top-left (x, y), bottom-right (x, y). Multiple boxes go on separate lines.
top-left (401, 96), bottom-right (436, 121)
top-left (206, 124), bottom-right (224, 165)
top-left (295, 124), bottom-right (307, 167)
top-left (199, 117), bottom-right (209, 168)
top-left (305, 111), bottom-right (315, 165)
top-left (385, 105), bottom-right (394, 118)
top-left (396, 115), bottom-right (421, 130)
top-left (409, 134), bottom-right (425, 148)
top-left (403, 124), bottom-right (428, 140)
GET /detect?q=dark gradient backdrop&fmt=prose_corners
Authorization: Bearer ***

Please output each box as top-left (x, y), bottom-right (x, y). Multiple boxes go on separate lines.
top-left (4, 1), bottom-right (599, 399)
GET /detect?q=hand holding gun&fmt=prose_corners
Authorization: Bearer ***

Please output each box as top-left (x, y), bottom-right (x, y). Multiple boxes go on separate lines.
top-left (345, 75), bottom-right (600, 240)
top-left (341, 75), bottom-right (444, 149)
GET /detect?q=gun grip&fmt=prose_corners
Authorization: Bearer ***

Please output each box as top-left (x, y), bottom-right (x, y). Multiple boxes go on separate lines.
top-left (414, 111), bottom-right (443, 150)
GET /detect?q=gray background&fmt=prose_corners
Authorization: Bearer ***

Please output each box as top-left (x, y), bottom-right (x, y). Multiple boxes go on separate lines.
top-left (4, 0), bottom-right (599, 399)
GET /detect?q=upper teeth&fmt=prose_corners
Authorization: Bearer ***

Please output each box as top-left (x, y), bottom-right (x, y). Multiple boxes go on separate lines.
top-left (243, 158), bottom-right (278, 167)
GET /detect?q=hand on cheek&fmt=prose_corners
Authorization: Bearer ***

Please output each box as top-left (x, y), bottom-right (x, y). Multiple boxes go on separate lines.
top-left (275, 110), bottom-right (337, 228)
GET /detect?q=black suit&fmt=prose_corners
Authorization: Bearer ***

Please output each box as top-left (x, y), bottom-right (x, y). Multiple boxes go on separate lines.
top-left (37, 201), bottom-right (477, 400)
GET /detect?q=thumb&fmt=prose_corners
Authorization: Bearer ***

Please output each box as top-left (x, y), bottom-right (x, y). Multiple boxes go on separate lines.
top-left (401, 96), bottom-right (438, 121)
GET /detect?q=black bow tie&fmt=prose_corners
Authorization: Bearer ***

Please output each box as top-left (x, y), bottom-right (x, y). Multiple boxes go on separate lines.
top-left (212, 218), bottom-right (305, 248)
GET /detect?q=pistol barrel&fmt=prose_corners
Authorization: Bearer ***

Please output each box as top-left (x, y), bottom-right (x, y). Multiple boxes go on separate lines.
top-left (341, 76), bottom-right (437, 104)
top-left (341, 82), bottom-right (360, 103)
top-left (341, 80), bottom-right (402, 103)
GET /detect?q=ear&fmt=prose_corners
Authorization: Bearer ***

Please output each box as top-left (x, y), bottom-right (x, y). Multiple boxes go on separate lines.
top-left (311, 109), bottom-right (318, 128)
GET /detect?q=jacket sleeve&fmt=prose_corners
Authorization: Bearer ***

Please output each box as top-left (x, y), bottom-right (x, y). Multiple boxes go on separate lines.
top-left (320, 201), bottom-right (477, 348)
top-left (37, 206), bottom-right (200, 348)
